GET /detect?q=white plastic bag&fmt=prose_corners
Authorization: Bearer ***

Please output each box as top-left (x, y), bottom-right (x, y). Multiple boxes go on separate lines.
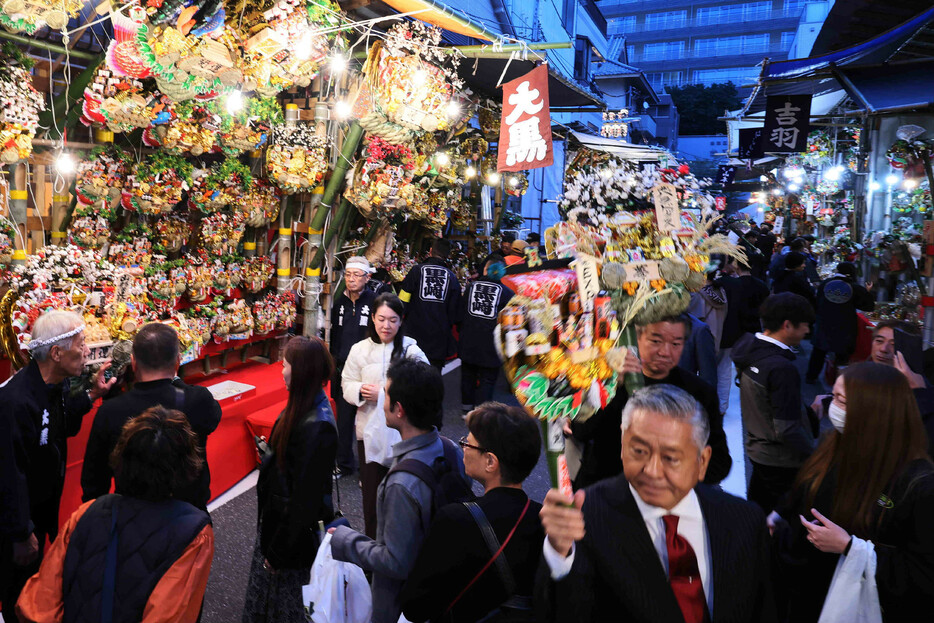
top-left (817, 537), bottom-right (883, 623)
top-left (362, 388), bottom-right (401, 468)
top-left (303, 532), bottom-right (372, 623)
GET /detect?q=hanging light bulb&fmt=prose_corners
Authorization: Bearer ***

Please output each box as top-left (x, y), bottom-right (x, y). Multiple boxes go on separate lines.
top-left (886, 174), bottom-right (899, 186)
top-left (788, 184), bottom-right (800, 192)
top-left (55, 151), bottom-right (75, 175)
top-left (226, 89), bottom-right (244, 115)
top-left (464, 166), bottom-right (476, 179)
top-left (509, 176), bottom-right (519, 187)
top-left (330, 54), bottom-right (348, 74)
top-left (904, 179), bottom-right (917, 189)
top-left (412, 69), bottom-right (428, 86)
top-left (772, 188), bottom-right (783, 196)
top-left (334, 100), bottom-right (352, 120)
top-left (434, 152), bottom-right (450, 167)
top-left (869, 181), bottom-right (881, 191)
top-left (486, 172), bottom-right (501, 185)
top-left (447, 100), bottom-right (461, 118)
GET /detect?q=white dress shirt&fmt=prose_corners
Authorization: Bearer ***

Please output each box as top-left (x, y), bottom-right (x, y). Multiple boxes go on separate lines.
top-left (543, 485), bottom-right (714, 616)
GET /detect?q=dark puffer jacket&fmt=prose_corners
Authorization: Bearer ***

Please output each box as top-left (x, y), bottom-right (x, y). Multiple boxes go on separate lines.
top-left (62, 494), bottom-right (210, 623)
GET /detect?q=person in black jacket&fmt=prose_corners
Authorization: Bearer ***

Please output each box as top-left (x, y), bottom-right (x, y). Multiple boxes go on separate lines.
top-left (457, 254), bottom-right (510, 411)
top-left (770, 363), bottom-right (934, 622)
top-left (401, 402), bottom-right (543, 622)
top-left (731, 293), bottom-right (817, 513)
top-left (81, 323), bottom-right (222, 510)
top-left (805, 262), bottom-right (875, 383)
top-left (242, 336), bottom-right (337, 623)
top-left (330, 255), bottom-right (378, 476)
top-left (399, 238), bottom-right (462, 370)
top-left (771, 252), bottom-right (816, 307)
top-left (756, 222), bottom-right (777, 259)
top-left (0, 310), bottom-right (115, 623)
top-left (570, 315), bottom-right (731, 489)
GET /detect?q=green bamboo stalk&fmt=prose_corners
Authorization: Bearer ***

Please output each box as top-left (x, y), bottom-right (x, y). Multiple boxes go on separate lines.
top-left (0, 31), bottom-right (97, 61)
top-left (309, 122), bottom-right (364, 233)
top-left (620, 324), bottom-right (645, 395)
top-left (308, 197), bottom-right (353, 270)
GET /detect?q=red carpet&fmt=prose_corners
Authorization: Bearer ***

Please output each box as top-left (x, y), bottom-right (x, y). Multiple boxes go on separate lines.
top-left (59, 360), bottom-right (290, 526)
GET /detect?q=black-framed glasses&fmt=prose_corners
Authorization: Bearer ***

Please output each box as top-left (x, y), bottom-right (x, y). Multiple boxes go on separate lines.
top-left (458, 435), bottom-right (488, 453)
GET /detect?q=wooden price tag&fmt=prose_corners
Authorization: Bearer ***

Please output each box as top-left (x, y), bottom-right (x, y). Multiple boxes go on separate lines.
top-left (574, 254), bottom-right (601, 308)
top-left (652, 183), bottom-right (680, 233)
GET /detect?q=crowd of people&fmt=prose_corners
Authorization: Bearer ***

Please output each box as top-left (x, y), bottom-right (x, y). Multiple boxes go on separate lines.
top-left (1, 227), bottom-right (934, 623)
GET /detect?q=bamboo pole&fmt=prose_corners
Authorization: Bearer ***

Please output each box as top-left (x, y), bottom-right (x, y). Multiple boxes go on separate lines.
top-left (308, 197), bottom-right (353, 270)
top-left (351, 42), bottom-right (572, 59)
top-left (8, 164), bottom-right (27, 264)
top-left (308, 122), bottom-right (364, 233)
top-left (0, 31), bottom-right (97, 61)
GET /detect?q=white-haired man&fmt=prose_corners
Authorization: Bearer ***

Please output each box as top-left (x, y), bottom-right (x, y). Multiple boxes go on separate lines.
top-left (538, 384), bottom-right (776, 623)
top-left (0, 310), bottom-right (115, 622)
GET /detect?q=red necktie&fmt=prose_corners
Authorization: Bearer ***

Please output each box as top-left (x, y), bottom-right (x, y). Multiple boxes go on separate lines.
top-left (663, 514), bottom-right (709, 623)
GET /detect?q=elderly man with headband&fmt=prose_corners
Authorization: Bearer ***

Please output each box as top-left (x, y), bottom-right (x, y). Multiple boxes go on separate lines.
top-left (0, 309), bottom-right (116, 621)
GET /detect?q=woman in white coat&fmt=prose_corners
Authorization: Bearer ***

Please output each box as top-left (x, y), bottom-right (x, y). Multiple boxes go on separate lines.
top-left (341, 293), bottom-right (428, 537)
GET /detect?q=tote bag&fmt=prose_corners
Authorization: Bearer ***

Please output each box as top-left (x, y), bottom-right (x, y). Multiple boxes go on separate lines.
top-left (817, 537), bottom-right (882, 623)
top-left (362, 387), bottom-right (401, 468)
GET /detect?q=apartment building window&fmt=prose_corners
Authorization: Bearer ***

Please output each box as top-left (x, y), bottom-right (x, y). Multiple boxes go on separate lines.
top-left (608, 15), bottom-right (637, 36)
top-left (647, 71), bottom-right (683, 92)
top-left (643, 40), bottom-right (684, 61)
top-left (574, 36), bottom-right (592, 82)
top-left (693, 67), bottom-right (760, 86)
top-left (644, 10), bottom-right (686, 30)
top-left (784, 0), bottom-right (808, 12)
top-left (780, 31), bottom-right (796, 48)
top-left (626, 44), bottom-right (635, 61)
top-left (695, 34), bottom-right (769, 57)
top-left (696, 2), bottom-right (771, 26)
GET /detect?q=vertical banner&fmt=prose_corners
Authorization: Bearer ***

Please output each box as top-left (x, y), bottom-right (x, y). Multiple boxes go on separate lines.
top-left (715, 165), bottom-right (736, 188)
top-left (498, 65), bottom-right (554, 172)
top-left (715, 195), bottom-right (727, 211)
top-left (763, 94), bottom-right (811, 153)
top-left (738, 128), bottom-right (763, 159)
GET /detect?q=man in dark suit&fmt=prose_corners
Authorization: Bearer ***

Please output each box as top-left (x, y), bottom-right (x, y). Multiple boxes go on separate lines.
top-left (538, 384), bottom-right (776, 623)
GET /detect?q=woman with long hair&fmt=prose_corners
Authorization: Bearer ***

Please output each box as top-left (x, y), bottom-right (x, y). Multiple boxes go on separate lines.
top-left (242, 336), bottom-right (338, 623)
top-left (772, 362), bottom-right (934, 622)
top-left (341, 293), bottom-right (428, 538)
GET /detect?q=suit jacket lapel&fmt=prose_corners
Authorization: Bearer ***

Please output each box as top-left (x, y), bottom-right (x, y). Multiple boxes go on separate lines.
top-left (604, 476), bottom-right (685, 620)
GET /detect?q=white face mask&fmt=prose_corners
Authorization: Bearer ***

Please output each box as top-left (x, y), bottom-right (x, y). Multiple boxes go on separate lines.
top-left (828, 402), bottom-right (846, 434)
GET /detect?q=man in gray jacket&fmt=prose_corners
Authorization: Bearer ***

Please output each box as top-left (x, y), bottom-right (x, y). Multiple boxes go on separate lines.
top-left (330, 359), bottom-right (469, 623)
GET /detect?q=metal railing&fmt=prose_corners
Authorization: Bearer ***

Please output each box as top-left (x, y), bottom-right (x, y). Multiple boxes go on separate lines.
top-left (610, 8), bottom-right (806, 33)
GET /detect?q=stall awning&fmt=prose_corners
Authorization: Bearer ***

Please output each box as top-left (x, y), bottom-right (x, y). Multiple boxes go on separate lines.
top-left (568, 130), bottom-right (672, 162)
top-left (380, 0), bottom-right (501, 41)
top-left (458, 59), bottom-right (605, 109)
top-left (836, 60), bottom-right (934, 114)
top-left (741, 6), bottom-right (934, 115)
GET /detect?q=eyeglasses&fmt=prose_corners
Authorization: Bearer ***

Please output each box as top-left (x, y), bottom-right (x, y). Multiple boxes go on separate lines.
top-left (458, 435), bottom-right (488, 453)
top-left (345, 271), bottom-right (368, 279)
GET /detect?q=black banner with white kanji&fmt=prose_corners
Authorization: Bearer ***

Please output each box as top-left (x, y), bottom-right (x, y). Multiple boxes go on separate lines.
top-left (762, 94), bottom-right (811, 153)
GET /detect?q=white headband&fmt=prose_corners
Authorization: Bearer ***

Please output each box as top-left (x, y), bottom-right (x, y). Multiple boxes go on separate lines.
top-left (27, 324), bottom-right (85, 351)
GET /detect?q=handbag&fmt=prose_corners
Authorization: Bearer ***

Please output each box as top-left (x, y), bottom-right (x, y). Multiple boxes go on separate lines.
top-left (303, 533), bottom-right (371, 623)
top-left (817, 536), bottom-right (882, 623)
top-left (445, 499), bottom-right (534, 622)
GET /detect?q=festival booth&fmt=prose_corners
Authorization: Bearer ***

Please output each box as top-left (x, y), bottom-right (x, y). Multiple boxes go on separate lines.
top-left (0, 0), bottom-right (621, 526)
top-left (719, 6), bottom-right (934, 359)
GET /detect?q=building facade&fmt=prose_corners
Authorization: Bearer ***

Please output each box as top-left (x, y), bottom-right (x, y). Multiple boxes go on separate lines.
top-left (598, 0), bottom-right (833, 93)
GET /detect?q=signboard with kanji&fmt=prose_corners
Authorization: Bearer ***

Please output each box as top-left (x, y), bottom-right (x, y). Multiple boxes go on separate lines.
top-left (716, 165), bottom-right (736, 188)
top-left (763, 94), bottom-right (811, 153)
top-left (652, 183), bottom-right (680, 233)
top-left (738, 128), bottom-right (763, 159)
top-left (498, 65), bottom-right (554, 172)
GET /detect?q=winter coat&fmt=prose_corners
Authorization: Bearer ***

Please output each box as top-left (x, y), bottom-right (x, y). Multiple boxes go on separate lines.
top-left (399, 258), bottom-right (462, 361)
top-left (731, 334), bottom-right (817, 468)
top-left (687, 284), bottom-right (728, 351)
top-left (341, 336), bottom-right (428, 440)
top-left (812, 275), bottom-right (875, 355)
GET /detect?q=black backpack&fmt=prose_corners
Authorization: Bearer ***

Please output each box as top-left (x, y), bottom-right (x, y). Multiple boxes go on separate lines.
top-left (388, 436), bottom-right (474, 516)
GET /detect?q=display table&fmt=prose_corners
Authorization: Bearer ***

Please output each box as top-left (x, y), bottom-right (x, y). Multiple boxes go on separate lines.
top-left (244, 383), bottom-right (337, 443)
